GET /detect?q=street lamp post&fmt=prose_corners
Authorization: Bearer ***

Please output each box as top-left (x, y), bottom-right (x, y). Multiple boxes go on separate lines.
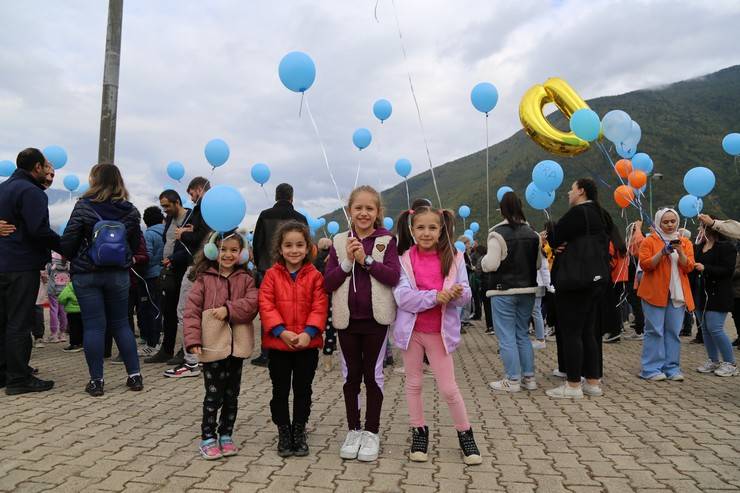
top-left (98, 0), bottom-right (123, 164)
top-left (649, 172), bottom-right (664, 218)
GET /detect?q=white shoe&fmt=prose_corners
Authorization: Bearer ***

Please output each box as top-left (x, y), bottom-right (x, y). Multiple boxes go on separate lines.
top-left (33, 339), bottom-right (46, 348)
top-left (623, 332), bottom-right (644, 341)
top-left (137, 345), bottom-right (158, 357)
top-left (521, 377), bottom-right (537, 390)
top-left (582, 382), bottom-right (603, 396)
top-left (339, 430), bottom-right (364, 459)
top-left (531, 340), bottom-right (546, 350)
top-left (644, 373), bottom-right (667, 381)
top-left (552, 369), bottom-right (567, 378)
top-left (667, 374), bottom-right (684, 382)
top-left (696, 360), bottom-right (721, 373)
top-left (545, 384), bottom-right (583, 399)
top-left (488, 379), bottom-right (521, 393)
top-left (357, 431), bottom-right (380, 462)
top-left (714, 362), bottom-right (739, 377)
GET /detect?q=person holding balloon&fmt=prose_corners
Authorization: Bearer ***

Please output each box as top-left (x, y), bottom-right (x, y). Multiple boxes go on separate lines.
top-left (637, 207), bottom-right (695, 382)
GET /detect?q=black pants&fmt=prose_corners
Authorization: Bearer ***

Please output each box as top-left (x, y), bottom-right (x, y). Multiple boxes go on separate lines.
top-left (732, 297), bottom-right (740, 339)
top-left (201, 356), bottom-right (244, 440)
top-left (626, 284), bottom-right (644, 334)
top-left (67, 313), bottom-right (83, 346)
top-left (32, 305), bottom-right (45, 339)
top-left (556, 288), bottom-right (603, 382)
top-left (138, 277), bottom-right (161, 347)
top-left (160, 269), bottom-right (185, 355)
top-left (0, 271), bottom-right (40, 387)
top-left (472, 281), bottom-right (483, 320)
top-left (268, 349), bottom-right (319, 426)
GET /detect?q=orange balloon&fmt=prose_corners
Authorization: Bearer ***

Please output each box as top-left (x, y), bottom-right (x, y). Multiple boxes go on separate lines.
top-left (614, 185), bottom-right (635, 208)
top-left (615, 159), bottom-right (632, 179)
top-left (628, 170), bottom-right (647, 189)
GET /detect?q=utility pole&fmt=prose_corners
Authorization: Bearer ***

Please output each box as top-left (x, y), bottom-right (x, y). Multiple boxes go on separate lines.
top-left (98, 0), bottom-right (123, 163)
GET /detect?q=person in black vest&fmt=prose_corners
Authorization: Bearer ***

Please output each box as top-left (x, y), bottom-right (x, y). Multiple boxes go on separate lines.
top-left (482, 192), bottom-right (541, 393)
top-left (250, 183), bottom-right (308, 367)
top-left (547, 178), bottom-right (610, 399)
top-left (61, 164), bottom-right (144, 397)
top-left (0, 148), bottom-right (60, 395)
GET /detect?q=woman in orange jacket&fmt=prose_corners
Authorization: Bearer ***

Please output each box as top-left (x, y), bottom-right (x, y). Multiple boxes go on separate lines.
top-left (637, 208), bottom-right (695, 381)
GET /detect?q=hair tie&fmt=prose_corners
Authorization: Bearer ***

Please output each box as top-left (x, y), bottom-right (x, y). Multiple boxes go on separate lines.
top-left (408, 209), bottom-right (415, 215)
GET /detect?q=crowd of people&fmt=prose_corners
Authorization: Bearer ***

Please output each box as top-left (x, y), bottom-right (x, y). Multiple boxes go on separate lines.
top-left (1, 148), bottom-right (739, 465)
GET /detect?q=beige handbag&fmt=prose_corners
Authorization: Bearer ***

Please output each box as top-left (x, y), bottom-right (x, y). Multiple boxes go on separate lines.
top-left (199, 308), bottom-right (255, 363)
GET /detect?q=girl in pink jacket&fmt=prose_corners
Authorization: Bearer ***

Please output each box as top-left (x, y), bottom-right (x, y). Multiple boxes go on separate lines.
top-left (392, 206), bottom-right (482, 466)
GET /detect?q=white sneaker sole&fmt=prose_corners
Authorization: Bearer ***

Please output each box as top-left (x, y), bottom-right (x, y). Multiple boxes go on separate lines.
top-left (463, 453), bottom-right (483, 465)
top-left (409, 451), bottom-right (428, 462)
top-left (357, 451), bottom-right (378, 461)
top-left (164, 370), bottom-right (201, 378)
top-left (339, 448), bottom-right (360, 460)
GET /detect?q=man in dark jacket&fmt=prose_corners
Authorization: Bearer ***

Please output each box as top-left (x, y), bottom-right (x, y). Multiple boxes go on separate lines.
top-left (250, 183), bottom-right (307, 366)
top-left (0, 148), bottom-right (60, 394)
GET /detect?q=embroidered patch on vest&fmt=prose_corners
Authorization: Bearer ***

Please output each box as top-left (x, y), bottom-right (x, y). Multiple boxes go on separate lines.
top-left (376, 244), bottom-right (386, 252)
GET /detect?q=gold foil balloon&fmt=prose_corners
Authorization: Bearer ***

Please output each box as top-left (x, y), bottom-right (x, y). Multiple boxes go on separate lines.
top-left (519, 77), bottom-right (592, 156)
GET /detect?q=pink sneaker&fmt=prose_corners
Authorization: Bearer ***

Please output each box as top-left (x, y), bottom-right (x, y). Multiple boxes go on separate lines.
top-left (199, 439), bottom-right (222, 460)
top-left (219, 436), bottom-right (238, 457)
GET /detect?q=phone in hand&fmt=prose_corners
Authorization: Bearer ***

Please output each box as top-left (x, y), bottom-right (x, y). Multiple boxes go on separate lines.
top-left (669, 239), bottom-right (680, 246)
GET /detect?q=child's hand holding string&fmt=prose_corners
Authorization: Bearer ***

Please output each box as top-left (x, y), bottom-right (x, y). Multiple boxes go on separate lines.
top-left (448, 284), bottom-right (464, 300)
top-left (436, 290), bottom-right (452, 304)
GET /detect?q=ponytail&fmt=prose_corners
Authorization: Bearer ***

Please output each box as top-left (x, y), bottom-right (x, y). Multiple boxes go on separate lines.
top-left (438, 209), bottom-right (456, 277)
top-left (396, 209), bottom-right (415, 256)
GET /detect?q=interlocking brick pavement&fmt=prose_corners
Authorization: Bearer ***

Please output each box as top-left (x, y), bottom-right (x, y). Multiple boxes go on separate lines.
top-left (2, 320), bottom-right (740, 492)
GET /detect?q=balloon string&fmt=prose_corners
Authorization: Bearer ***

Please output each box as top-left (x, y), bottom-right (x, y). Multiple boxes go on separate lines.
top-left (353, 151), bottom-right (363, 190)
top-left (404, 177), bottom-right (410, 209)
top-left (261, 186), bottom-right (269, 201)
top-left (543, 208), bottom-right (550, 222)
top-left (374, 0), bottom-right (380, 22)
top-left (485, 114), bottom-right (491, 232)
top-left (390, 0), bottom-right (442, 209)
top-left (298, 92), bottom-right (305, 118)
top-left (375, 122), bottom-right (384, 190)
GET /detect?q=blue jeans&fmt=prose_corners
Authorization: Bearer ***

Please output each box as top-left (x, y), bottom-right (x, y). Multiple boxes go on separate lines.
top-left (640, 301), bottom-right (684, 378)
top-left (699, 310), bottom-right (735, 364)
top-left (532, 297), bottom-right (545, 340)
top-left (74, 270), bottom-right (140, 380)
top-left (492, 294), bottom-right (536, 380)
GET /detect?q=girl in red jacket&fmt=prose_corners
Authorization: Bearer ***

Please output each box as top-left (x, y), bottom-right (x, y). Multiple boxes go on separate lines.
top-left (183, 232), bottom-right (258, 460)
top-left (259, 221), bottom-right (328, 458)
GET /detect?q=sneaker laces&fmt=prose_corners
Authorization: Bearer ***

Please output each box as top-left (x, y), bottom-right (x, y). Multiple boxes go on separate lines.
top-left (457, 429), bottom-right (480, 456)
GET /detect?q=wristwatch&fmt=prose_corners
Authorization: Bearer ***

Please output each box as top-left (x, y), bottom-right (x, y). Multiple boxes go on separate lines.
top-left (363, 256), bottom-right (374, 268)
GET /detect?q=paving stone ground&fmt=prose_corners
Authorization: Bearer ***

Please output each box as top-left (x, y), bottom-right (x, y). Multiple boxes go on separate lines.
top-left (3, 319), bottom-right (740, 492)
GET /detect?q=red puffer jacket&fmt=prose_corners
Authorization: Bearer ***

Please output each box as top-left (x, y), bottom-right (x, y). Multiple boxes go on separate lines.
top-left (183, 267), bottom-right (259, 353)
top-left (258, 262), bottom-right (328, 351)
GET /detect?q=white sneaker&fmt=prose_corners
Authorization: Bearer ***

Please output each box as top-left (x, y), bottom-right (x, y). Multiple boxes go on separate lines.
top-left (137, 345), bottom-right (158, 357)
top-left (552, 369), bottom-right (567, 378)
top-left (357, 431), bottom-right (380, 462)
top-left (546, 384), bottom-right (583, 399)
top-left (339, 430), bottom-right (364, 459)
top-left (644, 373), bottom-right (667, 381)
top-left (33, 339), bottom-right (46, 348)
top-left (714, 362), bottom-right (739, 377)
top-left (531, 340), bottom-right (546, 350)
top-left (696, 360), bottom-right (721, 373)
top-left (582, 382), bottom-right (603, 396)
top-left (488, 379), bottom-right (521, 393)
top-left (667, 374), bottom-right (684, 382)
top-left (521, 376), bottom-right (537, 390)
top-left (623, 332), bottom-right (644, 341)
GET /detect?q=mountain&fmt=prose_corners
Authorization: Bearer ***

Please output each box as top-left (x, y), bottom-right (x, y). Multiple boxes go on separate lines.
top-left (323, 65), bottom-right (740, 234)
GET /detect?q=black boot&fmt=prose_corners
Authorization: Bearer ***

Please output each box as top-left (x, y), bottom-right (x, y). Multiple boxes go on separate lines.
top-left (457, 428), bottom-right (482, 465)
top-left (277, 424), bottom-right (293, 457)
top-left (409, 426), bottom-right (429, 462)
top-left (292, 422), bottom-right (309, 457)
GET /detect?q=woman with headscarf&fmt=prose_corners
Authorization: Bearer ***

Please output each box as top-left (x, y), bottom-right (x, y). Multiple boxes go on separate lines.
top-left (637, 207), bottom-right (695, 381)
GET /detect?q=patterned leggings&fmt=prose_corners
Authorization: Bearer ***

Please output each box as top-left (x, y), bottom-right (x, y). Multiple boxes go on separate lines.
top-left (201, 356), bottom-right (244, 440)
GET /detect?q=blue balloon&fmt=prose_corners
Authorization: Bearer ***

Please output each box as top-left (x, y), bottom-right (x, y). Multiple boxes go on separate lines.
top-left (63, 174), bottom-right (80, 192)
top-left (632, 153), bottom-right (654, 174)
top-left (314, 217), bottom-right (326, 229)
top-left (247, 232), bottom-right (254, 243)
top-left (278, 51), bottom-right (316, 93)
top-left (616, 141), bottom-right (637, 159)
top-left (454, 241), bottom-right (466, 252)
top-left (250, 163), bottom-right (271, 185)
top-left (373, 99), bottom-right (392, 122)
top-left (0, 160), bottom-right (15, 177)
top-left (470, 221), bottom-right (480, 233)
top-left (722, 133), bottom-right (740, 156)
top-left (497, 186), bottom-right (513, 202)
top-left (395, 158), bottom-right (412, 178)
top-left (76, 182), bottom-right (89, 195)
top-left (464, 229), bottom-right (474, 241)
top-left (383, 217), bottom-right (394, 230)
top-left (601, 110), bottom-right (632, 144)
top-left (57, 221), bottom-right (67, 235)
top-left (204, 139), bottom-right (230, 168)
top-left (327, 221), bottom-right (340, 235)
top-left (166, 161), bottom-right (185, 181)
top-left (470, 82), bottom-right (499, 114)
top-left (458, 205), bottom-right (471, 219)
top-left (620, 121), bottom-right (642, 153)
top-left (43, 145), bottom-right (68, 169)
top-left (525, 182), bottom-right (555, 210)
top-left (532, 160), bottom-right (564, 193)
top-left (352, 128), bottom-right (372, 150)
top-left (183, 199), bottom-right (195, 209)
top-left (683, 166), bottom-right (715, 198)
top-left (201, 185), bottom-right (247, 232)
top-left (569, 109), bottom-right (600, 142)
top-left (678, 194), bottom-right (702, 218)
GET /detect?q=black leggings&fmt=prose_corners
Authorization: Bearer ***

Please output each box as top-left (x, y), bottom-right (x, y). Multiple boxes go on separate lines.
top-left (556, 288), bottom-right (603, 382)
top-left (268, 349), bottom-right (319, 426)
top-left (201, 356), bottom-right (244, 440)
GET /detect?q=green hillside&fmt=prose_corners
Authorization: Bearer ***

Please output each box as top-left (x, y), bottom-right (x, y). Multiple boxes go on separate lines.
top-left (323, 65), bottom-right (740, 235)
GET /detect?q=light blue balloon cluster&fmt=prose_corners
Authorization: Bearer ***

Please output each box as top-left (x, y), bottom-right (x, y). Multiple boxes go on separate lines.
top-left (63, 174), bottom-right (80, 192)
top-left (616, 121), bottom-right (641, 159)
top-left (678, 194), bottom-right (703, 218)
top-left (352, 128), bottom-right (372, 150)
top-left (250, 163), bottom-right (271, 185)
top-left (496, 186), bottom-right (513, 202)
top-left (470, 82), bottom-right (499, 114)
top-left (204, 139), bottom-right (230, 168)
top-left (683, 166), bottom-right (715, 198)
top-left (43, 145), bottom-right (68, 170)
top-left (201, 185), bottom-right (246, 232)
top-left (569, 109), bottom-right (601, 142)
top-left (723, 133), bottom-right (740, 156)
top-left (395, 158), bottom-right (412, 178)
top-left (531, 160), bottom-right (563, 193)
top-left (373, 99), bottom-right (392, 122)
top-left (469, 221), bottom-right (480, 233)
top-left (0, 160), bottom-right (15, 177)
top-left (463, 229), bottom-right (474, 241)
top-left (601, 110), bottom-right (632, 144)
top-left (454, 241), bottom-right (466, 252)
top-left (167, 161), bottom-right (185, 182)
top-left (278, 51), bottom-right (316, 93)
top-left (632, 153), bottom-right (654, 174)
top-left (525, 182), bottom-right (555, 210)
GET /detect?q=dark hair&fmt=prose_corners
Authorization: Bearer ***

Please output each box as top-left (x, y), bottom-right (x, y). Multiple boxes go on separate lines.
top-left (275, 183), bottom-right (294, 202)
top-left (411, 198), bottom-right (433, 209)
top-left (272, 221), bottom-right (313, 266)
top-left (191, 231), bottom-right (247, 281)
top-left (84, 163), bottom-right (129, 202)
top-left (575, 178), bottom-right (599, 202)
top-left (17, 148), bottom-right (46, 172)
top-left (396, 206), bottom-right (456, 277)
top-left (187, 176), bottom-right (211, 193)
top-left (500, 192), bottom-right (527, 226)
top-left (143, 206), bottom-right (165, 227)
top-left (159, 189), bottom-right (182, 205)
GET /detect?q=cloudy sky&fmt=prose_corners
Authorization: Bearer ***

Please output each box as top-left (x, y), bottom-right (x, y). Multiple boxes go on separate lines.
top-left (1, 0), bottom-right (739, 229)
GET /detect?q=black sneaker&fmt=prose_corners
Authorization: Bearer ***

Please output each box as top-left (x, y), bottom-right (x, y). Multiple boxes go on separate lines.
top-left (126, 375), bottom-right (143, 391)
top-left (166, 349), bottom-right (185, 366)
top-left (63, 344), bottom-right (84, 353)
top-left (409, 426), bottom-right (429, 462)
top-left (732, 338), bottom-right (740, 347)
top-left (457, 428), bottom-right (483, 465)
top-left (251, 354), bottom-right (269, 367)
top-left (292, 422), bottom-right (309, 457)
top-left (5, 376), bottom-right (54, 395)
top-left (144, 350), bottom-right (173, 364)
top-left (85, 379), bottom-right (104, 397)
top-left (485, 328), bottom-right (495, 335)
top-left (277, 424), bottom-right (293, 457)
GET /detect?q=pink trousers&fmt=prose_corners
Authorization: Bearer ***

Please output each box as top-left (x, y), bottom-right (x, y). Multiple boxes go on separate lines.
top-left (402, 331), bottom-right (470, 431)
